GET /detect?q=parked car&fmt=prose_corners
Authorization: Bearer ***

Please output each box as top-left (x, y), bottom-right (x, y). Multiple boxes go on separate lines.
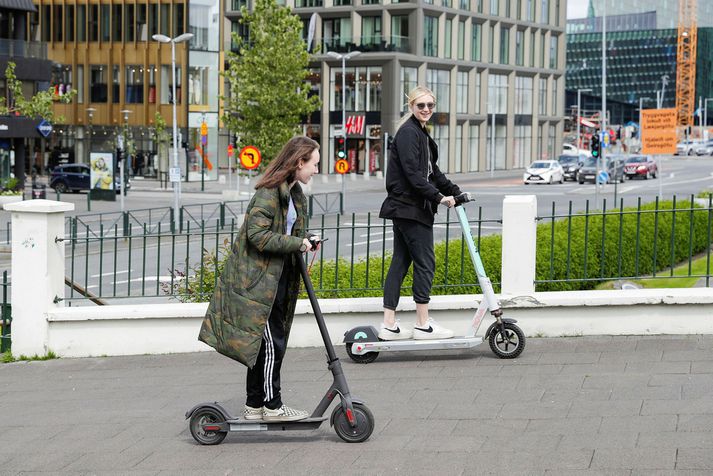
top-left (557, 154), bottom-right (585, 181)
top-left (50, 163), bottom-right (130, 194)
top-left (676, 140), bottom-right (702, 156)
top-left (523, 160), bottom-right (564, 185)
top-left (577, 156), bottom-right (625, 184)
top-left (623, 155), bottom-right (658, 180)
top-left (693, 139), bottom-right (713, 156)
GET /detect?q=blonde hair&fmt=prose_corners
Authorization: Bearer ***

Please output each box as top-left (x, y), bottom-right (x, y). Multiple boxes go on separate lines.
top-left (395, 86), bottom-right (437, 129)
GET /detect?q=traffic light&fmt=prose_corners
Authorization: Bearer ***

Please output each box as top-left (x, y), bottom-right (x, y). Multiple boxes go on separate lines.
top-left (591, 134), bottom-right (601, 158)
top-left (335, 136), bottom-right (346, 159)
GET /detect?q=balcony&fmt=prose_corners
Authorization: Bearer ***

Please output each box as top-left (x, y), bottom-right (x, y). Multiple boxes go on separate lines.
top-left (322, 35), bottom-right (411, 54)
top-left (0, 39), bottom-right (47, 60)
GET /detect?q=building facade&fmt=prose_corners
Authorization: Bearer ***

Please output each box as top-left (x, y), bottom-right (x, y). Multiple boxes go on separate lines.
top-left (0, 0), bottom-right (52, 184)
top-left (585, 0), bottom-right (713, 29)
top-left (226, 0), bottom-right (566, 175)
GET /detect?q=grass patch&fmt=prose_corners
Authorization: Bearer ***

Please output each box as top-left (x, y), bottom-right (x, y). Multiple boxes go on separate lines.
top-left (1, 350), bottom-right (58, 363)
top-left (596, 253), bottom-right (713, 289)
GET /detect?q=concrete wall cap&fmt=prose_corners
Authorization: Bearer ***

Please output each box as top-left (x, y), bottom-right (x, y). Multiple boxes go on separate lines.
top-left (4, 199), bottom-right (74, 213)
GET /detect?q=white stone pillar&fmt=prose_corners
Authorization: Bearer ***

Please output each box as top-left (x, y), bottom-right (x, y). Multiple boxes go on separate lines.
top-left (501, 195), bottom-right (537, 295)
top-left (5, 199), bottom-right (74, 357)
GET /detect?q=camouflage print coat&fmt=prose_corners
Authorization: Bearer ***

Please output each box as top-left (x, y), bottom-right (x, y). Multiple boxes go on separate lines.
top-left (198, 182), bottom-right (308, 368)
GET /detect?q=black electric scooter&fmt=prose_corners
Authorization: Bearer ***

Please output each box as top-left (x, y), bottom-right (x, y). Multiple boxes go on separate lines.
top-left (343, 192), bottom-right (526, 363)
top-left (186, 239), bottom-right (375, 444)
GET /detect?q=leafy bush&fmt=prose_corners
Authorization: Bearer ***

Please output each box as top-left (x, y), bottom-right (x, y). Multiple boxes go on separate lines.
top-left (172, 199), bottom-right (712, 301)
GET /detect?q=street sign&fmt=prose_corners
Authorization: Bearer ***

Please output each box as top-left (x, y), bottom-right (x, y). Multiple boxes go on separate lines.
top-left (597, 170), bottom-right (609, 184)
top-left (201, 134), bottom-right (207, 145)
top-left (335, 159), bottom-right (350, 174)
top-left (200, 122), bottom-right (208, 137)
top-left (169, 167), bottom-right (181, 183)
top-left (227, 144), bottom-right (234, 156)
top-left (239, 145), bottom-right (261, 170)
top-left (36, 120), bottom-right (53, 138)
top-left (641, 108), bottom-right (677, 155)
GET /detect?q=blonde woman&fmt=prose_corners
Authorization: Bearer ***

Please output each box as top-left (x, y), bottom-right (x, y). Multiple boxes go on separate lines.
top-left (378, 86), bottom-right (462, 341)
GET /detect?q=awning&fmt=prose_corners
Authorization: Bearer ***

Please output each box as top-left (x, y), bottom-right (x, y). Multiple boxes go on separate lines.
top-left (0, 0), bottom-right (37, 12)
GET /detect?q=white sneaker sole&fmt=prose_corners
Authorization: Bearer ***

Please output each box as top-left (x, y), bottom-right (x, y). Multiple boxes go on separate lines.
top-left (263, 414), bottom-right (308, 422)
top-left (243, 414), bottom-right (263, 421)
top-left (378, 331), bottom-right (413, 341)
top-left (413, 331), bottom-right (455, 340)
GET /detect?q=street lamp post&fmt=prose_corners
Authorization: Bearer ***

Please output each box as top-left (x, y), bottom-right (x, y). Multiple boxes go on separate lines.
top-left (152, 32), bottom-right (194, 231)
top-left (119, 109), bottom-right (132, 212)
top-left (576, 88), bottom-right (592, 151)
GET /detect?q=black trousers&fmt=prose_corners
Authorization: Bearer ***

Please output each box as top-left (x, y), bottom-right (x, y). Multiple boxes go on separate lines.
top-left (245, 264), bottom-right (290, 410)
top-left (383, 218), bottom-right (435, 310)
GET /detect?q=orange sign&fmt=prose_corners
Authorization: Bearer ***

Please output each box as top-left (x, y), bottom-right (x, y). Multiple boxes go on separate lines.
top-left (239, 145), bottom-right (261, 170)
top-left (335, 159), bottom-right (350, 174)
top-left (641, 109), bottom-right (677, 155)
top-left (200, 122), bottom-right (208, 136)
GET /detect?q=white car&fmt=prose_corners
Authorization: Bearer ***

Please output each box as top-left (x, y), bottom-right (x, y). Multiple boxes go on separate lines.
top-left (523, 160), bottom-right (565, 185)
top-left (693, 139), bottom-right (713, 156)
top-left (676, 140), bottom-right (702, 156)
top-left (562, 143), bottom-right (592, 157)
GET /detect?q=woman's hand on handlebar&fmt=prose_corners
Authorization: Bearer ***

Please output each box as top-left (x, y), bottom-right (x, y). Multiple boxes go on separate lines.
top-left (440, 195), bottom-right (456, 208)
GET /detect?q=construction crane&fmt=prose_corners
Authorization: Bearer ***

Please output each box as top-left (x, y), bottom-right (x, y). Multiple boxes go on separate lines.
top-left (675, 0), bottom-right (697, 130)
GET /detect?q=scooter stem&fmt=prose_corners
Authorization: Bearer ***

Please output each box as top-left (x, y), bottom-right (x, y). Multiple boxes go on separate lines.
top-left (297, 253), bottom-right (338, 363)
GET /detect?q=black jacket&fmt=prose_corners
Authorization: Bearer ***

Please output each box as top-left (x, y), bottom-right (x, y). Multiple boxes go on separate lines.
top-left (379, 115), bottom-right (461, 226)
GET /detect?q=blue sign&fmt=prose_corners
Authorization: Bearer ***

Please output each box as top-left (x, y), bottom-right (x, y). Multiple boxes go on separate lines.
top-left (37, 120), bottom-right (53, 138)
top-left (597, 170), bottom-right (609, 184)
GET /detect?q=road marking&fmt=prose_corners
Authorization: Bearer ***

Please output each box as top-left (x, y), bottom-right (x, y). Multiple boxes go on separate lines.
top-left (347, 238), bottom-right (394, 247)
top-left (90, 270), bottom-right (132, 278)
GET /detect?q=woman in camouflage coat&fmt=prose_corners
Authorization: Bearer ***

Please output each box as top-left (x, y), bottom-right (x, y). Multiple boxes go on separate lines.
top-left (199, 136), bottom-right (321, 422)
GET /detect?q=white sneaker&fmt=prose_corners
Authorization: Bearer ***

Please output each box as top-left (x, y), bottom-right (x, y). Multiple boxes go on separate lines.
top-left (243, 405), bottom-right (263, 420)
top-left (413, 318), bottom-right (454, 340)
top-left (378, 320), bottom-right (413, 340)
top-left (262, 404), bottom-right (308, 422)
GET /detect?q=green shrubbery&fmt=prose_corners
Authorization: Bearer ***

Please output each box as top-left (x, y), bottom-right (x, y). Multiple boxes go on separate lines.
top-left (175, 199), bottom-right (711, 301)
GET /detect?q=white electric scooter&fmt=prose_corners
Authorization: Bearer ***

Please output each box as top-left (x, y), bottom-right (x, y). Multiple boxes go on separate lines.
top-left (343, 192), bottom-right (525, 363)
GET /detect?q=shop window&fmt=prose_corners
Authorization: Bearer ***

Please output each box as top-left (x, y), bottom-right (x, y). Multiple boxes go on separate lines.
top-left (188, 67), bottom-right (208, 105)
top-left (148, 65), bottom-right (157, 104)
top-left (161, 64), bottom-right (182, 104)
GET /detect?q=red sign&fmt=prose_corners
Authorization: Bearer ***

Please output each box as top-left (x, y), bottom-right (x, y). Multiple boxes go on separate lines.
top-left (227, 144), bottom-right (234, 156)
top-left (345, 115), bottom-right (365, 136)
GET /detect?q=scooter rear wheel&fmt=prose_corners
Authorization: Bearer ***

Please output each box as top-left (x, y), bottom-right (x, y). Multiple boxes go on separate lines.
top-left (189, 408), bottom-right (227, 445)
top-left (332, 402), bottom-right (375, 443)
top-left (345, 343), bottom-right (379, 363)
top-left (489, 322), bottom-right (526, 359)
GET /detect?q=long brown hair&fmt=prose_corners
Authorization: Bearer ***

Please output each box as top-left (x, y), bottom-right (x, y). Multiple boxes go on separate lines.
top-left (255, 136), bottom-right (320, 189)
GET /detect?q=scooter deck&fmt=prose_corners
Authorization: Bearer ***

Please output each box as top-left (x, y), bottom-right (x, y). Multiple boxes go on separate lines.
top-left (216, 416), bottom-right (329, 432)
top-left (350, 336), bottom-right (484, 355)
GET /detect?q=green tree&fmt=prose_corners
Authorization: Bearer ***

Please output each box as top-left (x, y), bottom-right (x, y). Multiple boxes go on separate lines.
top-left (222, 0), bottom-right (320, 169)
top-left (0, 61), bottom-right (74, 123)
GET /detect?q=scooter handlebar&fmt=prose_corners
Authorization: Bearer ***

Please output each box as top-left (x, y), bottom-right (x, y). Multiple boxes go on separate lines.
top-left (454, 192), bottom-right (473, 206)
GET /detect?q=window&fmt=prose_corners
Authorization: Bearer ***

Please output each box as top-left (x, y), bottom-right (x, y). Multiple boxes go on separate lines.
top-left (391, 15), bottom-right (409, 51)
top-left (401, 66), bottom-right (418, 113)
top-left (161, 64), bottom-right (182, 104)
top-left (486, 119), bottom-right (507, 169)
top-left (547, 124), bottom-right (556, 159)
top-left (455, 124), bottom-right (463, 173)
top-left (530, 30), bottom-right (535, 66)
top-left (513, 125), bottom-right (532, 168)
top-left (555, 0), bottom-right (560, 26)
top-left (112, 4), bottom-right (122, 41)
top-left (125, 65), bottom-right (144, 104)
top-left (489, 24), bottom-right (494, 63)
top-left (77, 5), bottom-right (86, 41)
top-left (474, 72), bottom-right (480, 113)
top-left (432, 125), bottom-right (450, 172)
top-left (426, 68), bottom-right (450, 113)
top-left (330, 66), bottom-right (355, 112)
top-left (541, 0), bottom-right (549, 24)
top-left (456, 71), bottom-right (468, 114)
top-left (88, 5), bottom-right (98, 41)
top-left (137, 3), bottom-right (147, 41)
top-left (112, 65), bottom-right (120, 103)
top-left (323, 17), bottom-right (352, 50)
top-left (52, 6), bottom-right (62, 42)
top-left (77, 65), bottom-right (84, 103)
top-left (445, 19), bottom-right (452, 58)
top-left (190, 3), bottom-right (218, 51)
top-left (516, 0), bottom-right (521, 19)
top-left (500, 27), bottom-right (509, 64)
top-left (188, 66), bottom-right (208, 105)
top-left (41, 5), bottom-right (50, 42)
top-left (487, 73), bottom-right (507, 114)
top-left (457, 20), bottom-right (465, 60)
top-left (549, 35), bottom-right (558, 69)
top-left (65, 5), bottom-right (75, 42)
top-left (149, 4), bottom-right (158, 37)
top-left (490, 0), bottom-right (498, 16)
top-left (101, 4), bottom-right (110, 42)
top-left (514, 76), bottom-right (532, 114)
top-left (540, 31), bottom-right (546, 68)
top-left (460, 0), bottom-right (470, 10)
top-left (90, 65), bottom-right (107, 103)
top-left (471, 22), bottom-right (481, 61)
top-left (362, 16), bottom-right (382, 47)
top-left (367, 67), bottom-right (382, 112)
top-left (551, 76), bottom-right (558, 115)
top-left (515, 30), bottom-right (524, 66)
top-left (126, 4), bottom-right (135, 41)
top-left (527, 0), bottom-right (535, 21)
top-left (334, 0), bottom-right (352, 5)
top-left (469, 124), bottom-right (480, 171)
top-left (173, 4), bottom-right (185, 36)
top-left (424, 16), bottom-right (438, 56)
top-left (539, 77), bottom-right (547, 115)
top-left (51, 65), bottom-right (73, 101)
top-left (160, 4), bottom-right (170, 36)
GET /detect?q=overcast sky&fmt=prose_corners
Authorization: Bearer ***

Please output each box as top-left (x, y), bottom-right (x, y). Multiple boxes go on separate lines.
top-left (567, 0), bottom-right (589, 19)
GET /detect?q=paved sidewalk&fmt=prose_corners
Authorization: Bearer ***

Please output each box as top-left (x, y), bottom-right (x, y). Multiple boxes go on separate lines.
top-left (1, 335), bottom-right (713, 475)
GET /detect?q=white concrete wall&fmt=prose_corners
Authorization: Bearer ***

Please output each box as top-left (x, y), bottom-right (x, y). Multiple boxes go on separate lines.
top-left (45, 289), bottom-right (713, 358)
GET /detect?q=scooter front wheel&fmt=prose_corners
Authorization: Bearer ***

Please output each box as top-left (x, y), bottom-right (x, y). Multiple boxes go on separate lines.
top-left (345, 343), bottom-right (379, 363)
top-left (489, 322), bottom-right (526, 359)
top-left (332, 402), bottom-right (375, 443)
top-left (189, 408), bottom-right (227, 445)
